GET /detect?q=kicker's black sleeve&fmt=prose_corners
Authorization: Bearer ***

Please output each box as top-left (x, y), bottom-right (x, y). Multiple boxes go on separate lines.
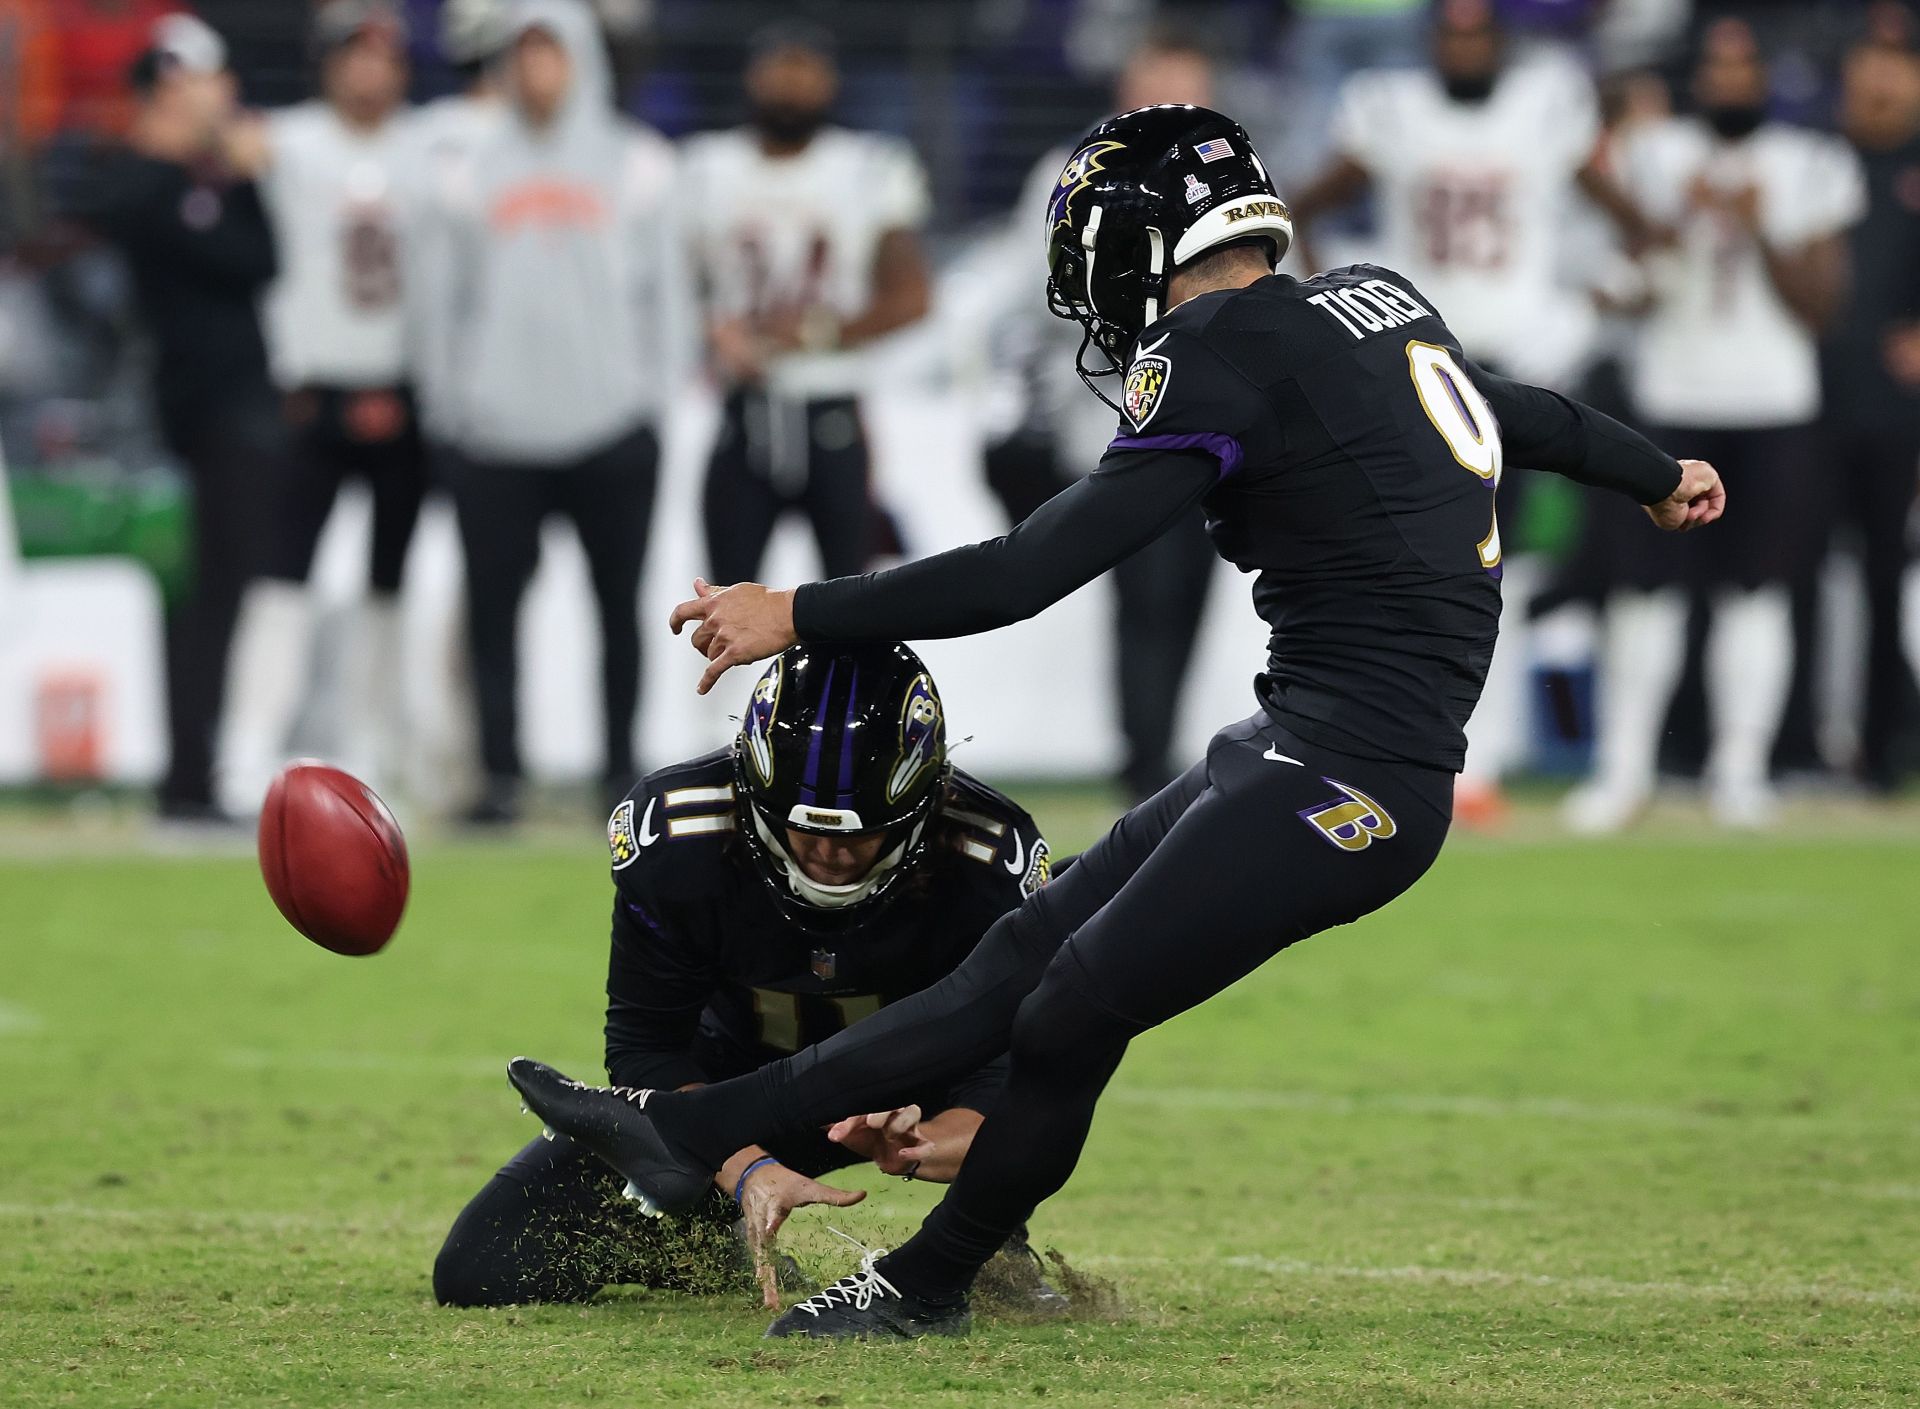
top-left (1467, 360), bottom-right (1683, 505)
top-left (602, 895), bottom-right (719, 1091)
top-left (792, 448), bottom-right (1219, 643)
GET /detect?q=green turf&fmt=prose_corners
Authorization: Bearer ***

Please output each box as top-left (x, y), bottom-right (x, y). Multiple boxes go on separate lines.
top-left (2, 789), bottom-right (1917, 1407)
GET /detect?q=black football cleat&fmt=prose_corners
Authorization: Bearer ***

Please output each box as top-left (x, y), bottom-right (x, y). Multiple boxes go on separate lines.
top-left (764, 1246), bottom-right (971, 1341)
top-left (505, 1057), bottom-right (712, 1217)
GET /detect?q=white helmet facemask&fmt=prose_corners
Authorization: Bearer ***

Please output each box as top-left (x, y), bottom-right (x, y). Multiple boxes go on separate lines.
top-left (749, 808), bottom-right (926, 911)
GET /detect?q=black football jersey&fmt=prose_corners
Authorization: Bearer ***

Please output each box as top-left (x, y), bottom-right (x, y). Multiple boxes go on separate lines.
top-left (1109, 263), bottom-right (1508, 771)
top-left (601, 751), bottom-right (1050, 1110)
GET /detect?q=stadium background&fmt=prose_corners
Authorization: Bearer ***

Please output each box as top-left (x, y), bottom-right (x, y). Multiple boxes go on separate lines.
top-left (3, 5), bottom-right (1918, 1404)
top-left (1, 0), bottom-right (1914, 801)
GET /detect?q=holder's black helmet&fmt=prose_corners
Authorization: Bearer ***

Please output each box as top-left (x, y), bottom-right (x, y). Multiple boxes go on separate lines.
top-left (1045, 104), bottom-right (1293, 410)
top-left (733, 642), bottom-right (948, 931)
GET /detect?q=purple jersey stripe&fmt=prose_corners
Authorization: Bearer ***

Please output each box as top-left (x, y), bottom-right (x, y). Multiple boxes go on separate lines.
top-left (798, 659), bottom-right (835, 806)
top-left (1109, 431), bottom-right (1246, 481)
top-left (835, 664), bottom-right (861, 807)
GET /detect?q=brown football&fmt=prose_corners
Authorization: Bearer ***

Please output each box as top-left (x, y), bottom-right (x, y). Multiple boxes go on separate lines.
top-left (258, 762), bottom-right (409, 956)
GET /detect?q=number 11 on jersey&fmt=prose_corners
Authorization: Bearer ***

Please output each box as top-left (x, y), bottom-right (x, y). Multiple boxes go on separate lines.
top-left (1406, 341), bottom-right (1503, 571)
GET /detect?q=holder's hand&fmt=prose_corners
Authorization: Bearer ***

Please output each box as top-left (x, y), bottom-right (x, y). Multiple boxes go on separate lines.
top-left (668, 579), bottom-right (798, 695)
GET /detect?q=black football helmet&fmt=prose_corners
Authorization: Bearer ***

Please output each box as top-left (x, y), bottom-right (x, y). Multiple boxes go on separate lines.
top-left (1045, 104), bottom-right (1293, 412)
top-left (733, 641), bottom-right (949, 931)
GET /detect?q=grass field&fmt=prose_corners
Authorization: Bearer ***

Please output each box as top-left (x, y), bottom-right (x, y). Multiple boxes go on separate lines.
top-left (3, 789), bottom-right (1918, 1407)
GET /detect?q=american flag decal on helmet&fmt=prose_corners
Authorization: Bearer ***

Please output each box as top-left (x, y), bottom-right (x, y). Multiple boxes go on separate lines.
top-left (1194, 138), bottom-right (1234, 163)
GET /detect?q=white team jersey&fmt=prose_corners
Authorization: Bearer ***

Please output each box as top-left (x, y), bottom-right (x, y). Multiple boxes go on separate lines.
top-left (1618, 118), bottom-right (1865, 429)
top-left (404, 92), bottom-right (503, 181)
top-left (259, 102), bottom-right (418, 388)
top-left (1332, 56), bottom-right (1601, 384)
top-left (680, 125), bottom-right (931, 400)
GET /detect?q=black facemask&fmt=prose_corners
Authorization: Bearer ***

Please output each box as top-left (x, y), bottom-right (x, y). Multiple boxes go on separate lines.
top-left (1442, 72), bottom-right (1497, 104)
top-left (1704, 103), bottom-right (1766, 140)
top-left (751, 101), bottom-right (828, 147)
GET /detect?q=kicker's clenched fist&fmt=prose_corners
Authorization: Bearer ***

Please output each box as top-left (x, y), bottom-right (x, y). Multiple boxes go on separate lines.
top-left (1645, 458), bottom-right (1726, 533)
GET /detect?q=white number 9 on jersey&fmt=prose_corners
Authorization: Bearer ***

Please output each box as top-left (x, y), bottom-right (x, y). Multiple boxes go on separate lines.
top-left (1406, 341), bottom-right (1504, 571)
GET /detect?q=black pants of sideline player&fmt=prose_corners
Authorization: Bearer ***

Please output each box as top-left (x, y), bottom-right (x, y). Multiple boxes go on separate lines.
top-left (448, 425), bottom-right (659, 788)
top-left (1114, 509), bottom-right (1216, 799)
top-left (263, 385), bottom-right (428, 593)
top-left (648, 714), bottom-right (1452, 1295)
top-left (703, 390), bottom-right (871, 583)
top-left (155, 391), bottom-right (286, 813)
top-left (1779, 423), bottom-right (1920, 785)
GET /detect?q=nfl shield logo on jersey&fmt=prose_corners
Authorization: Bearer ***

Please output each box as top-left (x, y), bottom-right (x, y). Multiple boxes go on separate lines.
top-left (1123, 352), bottom-right (1171, 429)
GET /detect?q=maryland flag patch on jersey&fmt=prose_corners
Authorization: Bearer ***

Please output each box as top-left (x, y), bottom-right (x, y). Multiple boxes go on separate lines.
top-left (1123, 348), bottom-right (1171, 429)
top-left (608, 799), bottom-right (641, 870)
top-left (1021, 837), bottom-right (1052, 896)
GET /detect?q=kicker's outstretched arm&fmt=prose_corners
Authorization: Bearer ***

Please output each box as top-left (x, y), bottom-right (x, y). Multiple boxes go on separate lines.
top-left (1466, 360), bottom-right (1725, 533)
top-left (671, 447), bottom-right (1218, 692)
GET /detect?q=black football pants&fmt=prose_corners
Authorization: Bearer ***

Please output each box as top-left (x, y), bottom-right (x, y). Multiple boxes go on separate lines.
top-left (435, 1078), bottom-right (983, 1306)
top-left (433, 1125), bottom-right (859, 1307)
top-left (703, 390), bottom-right (871, 583)
top-left (448, 426), bottom-right (658, 784)
top-left (1113, 507), bottom-right (1217, 798)
top-left (651, 714), bottom-right (1453, 1294)
top-left (1778, 424), bottom-right (1920, 783)
top-left (156, 392), bottom-right (286, 810)
top-left (264, 385), bottom-right (428, 594)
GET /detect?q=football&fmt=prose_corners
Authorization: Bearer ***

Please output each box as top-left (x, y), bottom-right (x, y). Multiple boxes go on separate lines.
top-left (258, 762), bottom-right (410, 957)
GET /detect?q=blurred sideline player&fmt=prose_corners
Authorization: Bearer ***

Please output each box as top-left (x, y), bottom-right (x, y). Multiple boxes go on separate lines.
top-left (217, 1), bottom-right (424, 813)
top-left (681, 27), bottom-right (932, 584)
top-left (1804, 38), bottom-right (1920, 790)
top-left (998, 32), bottom-right (1227, 802)
top-left (416, 0), bottom-right (689, 823)
top-left (513, 105), bottom-right (1723, 1339)
top-left (1567, 19), bottom-right (1861, 832)
top-left (434, 643), bottom-right (1058, 1311)
top-left (75, 15), bottom-right (281, 820)
top-left (1288, 0), bottom-right (1650, 825)
top-left (391, 0), bottom-right (508, 816)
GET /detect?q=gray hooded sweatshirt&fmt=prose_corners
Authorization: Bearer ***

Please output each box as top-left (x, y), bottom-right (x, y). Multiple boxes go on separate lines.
top-left (415, 0), bottom-right (689, 463)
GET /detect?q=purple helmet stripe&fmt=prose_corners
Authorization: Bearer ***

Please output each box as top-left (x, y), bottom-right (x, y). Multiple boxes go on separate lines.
top-left (798, 659), bottom-right (835, 806)
top-left (835, 664), bottom-right (861, 807)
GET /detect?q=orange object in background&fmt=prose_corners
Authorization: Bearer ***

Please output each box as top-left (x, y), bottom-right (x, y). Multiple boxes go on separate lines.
top-left (36, 666), bottom-right (106, 780)
top-left (0, 0), bottom-right (64, 149)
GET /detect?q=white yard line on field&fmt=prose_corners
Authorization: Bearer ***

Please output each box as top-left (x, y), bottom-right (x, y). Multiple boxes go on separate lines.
top-left (0, 1200), bottom-right (443, 1236)
top-left (1106, 1085), bottom-right (1918, 1133)
top-left (206, 1049), bottom-right (1920, 1136)
top-left (219, 1047), bottom-right (504, 1076)
top-left (1088, 1253), bottom-right (1917, 1308)
top-left (207, 1049), bottom-right (1917, 1135)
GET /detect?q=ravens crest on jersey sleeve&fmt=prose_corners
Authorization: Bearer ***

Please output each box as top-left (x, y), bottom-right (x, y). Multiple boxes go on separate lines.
top-left (1121, 347), bottom-right (1170, 429)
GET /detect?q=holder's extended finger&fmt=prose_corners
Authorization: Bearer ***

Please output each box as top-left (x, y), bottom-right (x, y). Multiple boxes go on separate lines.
top-left (668, 594), bottom-right (714, 636)
top-left (697, 653), bottom-right (736, 696)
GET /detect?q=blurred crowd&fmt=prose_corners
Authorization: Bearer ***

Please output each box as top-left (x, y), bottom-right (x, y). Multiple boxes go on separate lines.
top-left (0, 0), bottom-right (1915, 833)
